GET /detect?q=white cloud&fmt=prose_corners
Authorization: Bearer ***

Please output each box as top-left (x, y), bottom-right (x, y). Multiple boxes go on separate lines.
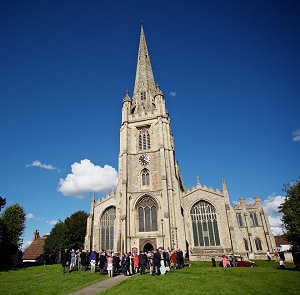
top-left (169, 91), bottom-right (176, 97)
top-left (292, 129), bottom-right (300, 142)
top-left (22, 240), bottom-right (32, 251)
top-left (25, 213), bottom-right (35, 219)
top-left (25, 213), bottom-right (44, 221)
top-left (267, 215), bottom-right (284, 236)
top-left (47, 220), bottom-right (58, 225)
top-left (245, 197), bottom-right (255, 204)
top-left (58, 159), bottom-right (118, 198)
top-left (263, 195), bottom-right (285, 236)
top-left (26, 160), bottom-right (58, 171)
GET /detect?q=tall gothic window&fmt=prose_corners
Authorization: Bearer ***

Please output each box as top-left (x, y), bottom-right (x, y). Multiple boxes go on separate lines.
top-left (236, 213), bottom-right (244, 227)
top-left (250, 212), bottom-right (259, 226)
top-left (137, 195), bottom-right (157, 232)
top-left (100, 207), bottom-right (116, 251)
top-left (191, 201), bottom-right (220, 247)
top-left (255, 238), bottom-right (263, 251)
top-left (244, 238), bottom-right (249, 251)
top-left (141, 169), bottom-right (150, 186)
top-left (139, 128), bottom-right (151, 151)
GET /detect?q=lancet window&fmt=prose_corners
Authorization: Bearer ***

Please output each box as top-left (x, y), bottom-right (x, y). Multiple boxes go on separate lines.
top-left (137, 195), bottom-right (158, 232)
top-left (191, 201), bottom-right (221, 247)
top-left (250, 212), bottom-right (259, 226)
top-left (236, 213), bottom-right (244, 227)
top-left (139, 128), bottom-right (151, 151)
top-left (255, 238), bottom-right (263, 251)
top-left (141, 91), bottom-right (146, 101)
top-left (141, 169), bottom-right (150, 186)
top-left (100, 207), bottom-right (116, 251)
top-left (244, 238), bottom-right (249, 251)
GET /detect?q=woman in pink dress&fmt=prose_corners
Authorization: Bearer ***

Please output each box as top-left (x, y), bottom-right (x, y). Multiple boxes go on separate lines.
top-left (222, 256), bottom-right (227, 268)
top-left (133, 254), bottom-right (139, 274)
top-left (107, 254), bottom-right (113, 277)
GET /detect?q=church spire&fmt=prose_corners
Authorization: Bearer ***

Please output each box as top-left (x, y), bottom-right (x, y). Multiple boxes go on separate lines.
top-left (133, 25), bottom-right (156, 101)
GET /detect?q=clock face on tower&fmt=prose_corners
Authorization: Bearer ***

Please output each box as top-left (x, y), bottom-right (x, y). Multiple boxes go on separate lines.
top-left (139, 154), bottom-right (150, 166)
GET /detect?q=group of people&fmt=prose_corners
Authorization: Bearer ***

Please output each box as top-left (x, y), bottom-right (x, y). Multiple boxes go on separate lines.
top-left (272, 248), bottom-right (287, 269)
top-left (120, 248), bottom-right (186, 276)
top-left (60, 248), bottom-right (187, 276)
top-left (61, 249), bottom-right (92, 273)
top-left (211, 255), bottom-right (238, 268)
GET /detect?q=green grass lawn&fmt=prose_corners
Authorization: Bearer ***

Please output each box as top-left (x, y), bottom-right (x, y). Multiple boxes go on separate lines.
top-left (0, 265), bottom-right (104, 295)
top-left (101, 260), bottom-right (300, 295)
top-left (0, 261), bottom-right (299, 295)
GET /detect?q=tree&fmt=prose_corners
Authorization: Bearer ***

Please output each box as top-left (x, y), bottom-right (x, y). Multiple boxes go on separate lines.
top-left (0, 204), bottom-right (25, 265)
top-left (44, 221), bottom-right (67, 255)
top-left (279, 178), bottom-right (300, 247)
top-left (1, 204), bottom-right (25, 250)
top-left (64, 211), bottom-right (88, 250)
top-left (0, 196), bottom-right (6, 211)
top-left (44, 211), bottom-right (88, 255)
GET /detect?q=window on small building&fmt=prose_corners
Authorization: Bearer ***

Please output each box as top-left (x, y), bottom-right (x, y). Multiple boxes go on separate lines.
top-left (100, 207), bottom-right (116, 251)
top-left (244, 238), bottom-right (249, 251)
top-left (137, 195), bottom-right (158, 232)
top-left (255, 238), bottom-right (263, 251)
top-left (141, 169), bottom-right (150, 186)
top-left (236, 213), bottom-right (244, 227)
top-left (139, 128), bottom-right (151, 151)
top-left (191, 201), bottom-right (220, 247)
top-left (250, 212), bottom-right (259, 226)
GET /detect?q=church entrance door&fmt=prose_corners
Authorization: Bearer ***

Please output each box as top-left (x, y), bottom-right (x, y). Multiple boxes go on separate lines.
top-left (143, 242), bottom-right (154, 252)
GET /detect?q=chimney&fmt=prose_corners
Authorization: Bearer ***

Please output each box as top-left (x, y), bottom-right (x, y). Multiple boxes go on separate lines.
top-left (33, 229), bottom-right (40, 241)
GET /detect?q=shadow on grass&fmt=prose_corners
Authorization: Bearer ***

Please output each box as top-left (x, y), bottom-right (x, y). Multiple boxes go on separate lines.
top-left (0, 262), bottom-right (58, 272)
top-left (277, 267), bottom-right (300, 272)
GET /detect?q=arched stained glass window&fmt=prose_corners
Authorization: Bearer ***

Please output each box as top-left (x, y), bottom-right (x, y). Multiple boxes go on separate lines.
top-left (255, 238), bottom-right (262, 251)
top-left (139, 128), bottom-right (151, 151)
top-left (142, 169), bottom-right (150, 186)
top-left (137, 195), bottom-right (158, 232)
top-left (191, 201), bottom-right (220, 247)
top-left (100, 207), bottom-right (116, 251)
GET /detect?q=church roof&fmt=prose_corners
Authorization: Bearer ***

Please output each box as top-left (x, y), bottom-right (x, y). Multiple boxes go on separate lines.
top-left (22, 234), bottom-right (47, 261)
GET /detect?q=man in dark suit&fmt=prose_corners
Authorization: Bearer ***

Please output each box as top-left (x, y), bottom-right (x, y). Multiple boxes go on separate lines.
top-left (99, 251), bottom-right (107, 275)
top-left (139, 251), bottom-right (147, 275)
top-left (154, 249), bottom-right (161, 275)
top-left (61, 249), bottom-right (70, 273)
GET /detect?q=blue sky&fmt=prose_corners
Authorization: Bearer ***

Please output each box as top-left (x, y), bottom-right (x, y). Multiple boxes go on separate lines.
top-left (0, 0), bottom-right (299, 249)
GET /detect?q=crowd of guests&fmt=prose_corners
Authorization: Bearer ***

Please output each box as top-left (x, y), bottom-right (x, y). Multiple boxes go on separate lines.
top-left (61, 248), bottom-right (188, 276)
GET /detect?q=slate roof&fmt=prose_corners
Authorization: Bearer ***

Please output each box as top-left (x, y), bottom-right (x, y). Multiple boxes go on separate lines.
top-left (22, 235), bottom-right (47, 260)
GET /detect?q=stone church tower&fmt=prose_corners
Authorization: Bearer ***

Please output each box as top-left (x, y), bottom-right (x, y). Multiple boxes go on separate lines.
top-left (85, 26), bottom-right (276, 259)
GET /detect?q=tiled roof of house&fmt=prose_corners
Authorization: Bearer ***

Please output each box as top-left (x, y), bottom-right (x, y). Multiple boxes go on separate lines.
top-left (22, 234), bottom-right (47, 260)
top-left (275, 236), bottom-right (290, 246)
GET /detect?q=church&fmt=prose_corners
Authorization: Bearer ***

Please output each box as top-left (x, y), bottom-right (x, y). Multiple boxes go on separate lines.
top-left (85, 26), bottom-right (275, 260)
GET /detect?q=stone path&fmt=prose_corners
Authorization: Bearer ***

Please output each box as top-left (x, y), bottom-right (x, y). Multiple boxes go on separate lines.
top-left (68, 274), bottom-right (131, 295)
